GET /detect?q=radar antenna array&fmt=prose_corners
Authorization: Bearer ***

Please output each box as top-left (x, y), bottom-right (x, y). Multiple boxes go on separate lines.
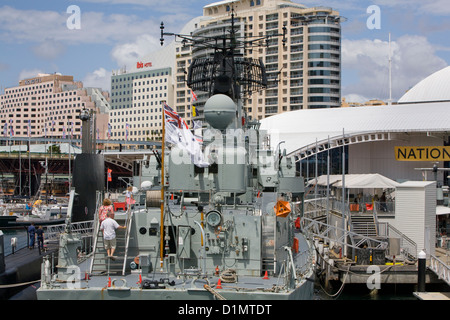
top-left (160, 9), bottom-right (287, 99)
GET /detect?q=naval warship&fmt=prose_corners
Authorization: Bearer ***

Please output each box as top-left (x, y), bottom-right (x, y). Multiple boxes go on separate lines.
top-left (36, 14), bottom-right (316, 300)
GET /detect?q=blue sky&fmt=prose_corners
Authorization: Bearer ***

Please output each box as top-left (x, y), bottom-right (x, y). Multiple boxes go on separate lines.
top-left (0, 0), bottom-right (449, 103)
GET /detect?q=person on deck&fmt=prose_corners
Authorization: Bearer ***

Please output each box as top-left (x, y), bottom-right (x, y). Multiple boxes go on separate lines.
top-left (125, 186), bottom-right (135, 211)
top-left (28, 223), bottom-right (36, 249)
top-left (36, 225), bottom-right (45, 252)
top-left (100, 211), bottom-right (126, 259)
top-left (99, 198), bottom-right (114, 224)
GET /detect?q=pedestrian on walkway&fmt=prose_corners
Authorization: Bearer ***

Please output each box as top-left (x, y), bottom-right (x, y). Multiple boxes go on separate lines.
top-left (36, 225), bottom-right (45, 253)
top-left (28, 223), bottom-right (36, 249)
top-left (100, 211), bottom-right (126, 259)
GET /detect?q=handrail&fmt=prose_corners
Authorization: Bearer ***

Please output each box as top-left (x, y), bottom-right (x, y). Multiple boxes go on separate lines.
top-left (89, 191), bottom-right (103, 273)
top-left (301, 217), bottom-right (388, 250)
top-left (43, 220), bottom-right (94, 242)
top-left (429, 253), bottom-right (450, 287)
top-left (122, 207), bottom-right (134, 275)
top-left (386, 223), bottom-right (417, 260)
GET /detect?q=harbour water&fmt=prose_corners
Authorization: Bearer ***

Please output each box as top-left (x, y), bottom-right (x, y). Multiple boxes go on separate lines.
top-left (314, 283), bottom-right (418, 300)
top-left (3, 229), bottom-right (28, 255)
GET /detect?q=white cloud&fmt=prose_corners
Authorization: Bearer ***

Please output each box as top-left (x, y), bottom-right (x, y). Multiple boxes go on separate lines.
top-left (342, 35), bottom-right (448, 101)
top-left (111, 34), bottom-right (160, 68)
top-left (343, 94), bottom-right (369, 104)
top-left (0, 6), bottom-right (160, 45)
top-left (83, 68), bottom-right (111, 92)
top-left (18, 69), bottom-right (45, 81)
top-left (32, 38), bottom-right (66, 60)
top-left (373, 0), bottom-right (450, 16)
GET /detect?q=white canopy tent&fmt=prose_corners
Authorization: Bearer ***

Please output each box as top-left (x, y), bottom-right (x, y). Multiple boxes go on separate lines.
top-left (307, 173), bottom-right (400, 189)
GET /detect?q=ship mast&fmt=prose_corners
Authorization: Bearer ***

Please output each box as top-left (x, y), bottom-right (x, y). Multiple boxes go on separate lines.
top-left (159, 101), bottom-right (165, 271)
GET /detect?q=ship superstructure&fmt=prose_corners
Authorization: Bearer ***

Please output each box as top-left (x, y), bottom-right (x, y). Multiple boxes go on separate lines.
top-left (36, 11), bottom-right (315, 300)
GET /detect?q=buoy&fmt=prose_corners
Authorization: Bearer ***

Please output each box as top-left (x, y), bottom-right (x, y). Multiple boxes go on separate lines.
top-left (216, 279), bottom-right (223, 289)
top-left (263, 271), bottom-right (269, 280)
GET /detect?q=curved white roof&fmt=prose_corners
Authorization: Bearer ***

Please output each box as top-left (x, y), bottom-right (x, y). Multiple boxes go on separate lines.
top-left (398, 66), bottom-right (450, 103)
top-left (259, 101), bottom-right (450, 156)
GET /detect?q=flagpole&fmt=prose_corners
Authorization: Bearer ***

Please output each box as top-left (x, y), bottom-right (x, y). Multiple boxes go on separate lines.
top-left (160, 101), bottom-right (166, 271)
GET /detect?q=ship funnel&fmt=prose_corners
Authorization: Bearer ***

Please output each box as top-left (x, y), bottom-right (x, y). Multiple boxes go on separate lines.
top-left (204, 94), bottom-right (236, 130)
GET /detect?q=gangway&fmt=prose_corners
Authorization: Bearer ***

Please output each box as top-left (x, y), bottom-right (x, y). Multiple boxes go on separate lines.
top-left (429, 253), bottom-right (450, 287)
top-left (301, 217), bottom-right (388, 250)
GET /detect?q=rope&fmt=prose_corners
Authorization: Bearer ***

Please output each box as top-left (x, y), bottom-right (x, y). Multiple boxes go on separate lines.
top-left (220, 269), bottom-right (237, 283)
top-left (0, 279), bottom-right (40, 289)
top-left (315, 245), bottom-right (395, 299)
top-left (203, 284), bottom-right (226, 300)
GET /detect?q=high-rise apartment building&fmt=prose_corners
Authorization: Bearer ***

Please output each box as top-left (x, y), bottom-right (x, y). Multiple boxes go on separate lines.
top-left (0, 73), bottom-right (110, 140)
top-left (174, 0), bottom-right (342, 123)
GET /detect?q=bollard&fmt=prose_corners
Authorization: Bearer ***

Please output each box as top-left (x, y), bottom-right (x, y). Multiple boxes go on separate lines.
top-left (417, 250), bottom-right (426, 292)
top-left (11, 237), bottom-right (17, 254)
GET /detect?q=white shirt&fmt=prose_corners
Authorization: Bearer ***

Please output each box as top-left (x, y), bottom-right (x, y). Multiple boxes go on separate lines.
top-left (100, 218), bottom-right (120, 240)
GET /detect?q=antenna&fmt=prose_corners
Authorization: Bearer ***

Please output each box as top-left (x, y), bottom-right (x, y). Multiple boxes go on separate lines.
top-left (159, 10), bottom-right (286, 100)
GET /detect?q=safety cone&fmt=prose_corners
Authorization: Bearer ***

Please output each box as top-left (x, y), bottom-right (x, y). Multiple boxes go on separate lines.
top-left (263, 271), bottom-right (269, 279)
top-left (107, 277), bottom-right (111, 287)
top-left (84, 272), bottom-right (90, 280)
top-left (216, 278), bottom-right (223, 289)
top-left (137, 274), bottom-right (142, 284)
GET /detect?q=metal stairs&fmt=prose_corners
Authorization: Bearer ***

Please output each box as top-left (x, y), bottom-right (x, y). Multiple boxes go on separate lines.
top-left (90, 226), bottom-right (128, 275)
top-left (350, 214), bottom-right (378, 238)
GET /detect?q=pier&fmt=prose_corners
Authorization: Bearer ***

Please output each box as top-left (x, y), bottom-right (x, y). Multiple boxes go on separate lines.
top-left (300, 186), bottom-right (450, 299)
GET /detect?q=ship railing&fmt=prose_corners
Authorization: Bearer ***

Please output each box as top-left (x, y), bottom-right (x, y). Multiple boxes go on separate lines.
top-left (121, 205), bottom-right (134, 275)
top-left (89, 191), bottom-right (104, 273)
top-left (43, 220), bottom-right (95, 242)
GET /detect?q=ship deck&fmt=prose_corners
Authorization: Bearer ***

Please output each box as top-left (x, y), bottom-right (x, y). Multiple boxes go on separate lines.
top-left (37, 232), bottom-right (316, 300)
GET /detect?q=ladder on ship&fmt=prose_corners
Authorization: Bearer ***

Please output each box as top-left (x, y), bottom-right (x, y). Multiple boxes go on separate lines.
top-left (89, 210), bottom-right (133, 276)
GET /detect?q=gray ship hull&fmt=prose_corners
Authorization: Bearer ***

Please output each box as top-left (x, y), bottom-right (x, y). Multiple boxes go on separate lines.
top-left (37, 283), bottom-right (314, 300)
top-left (37, 269), bottom-right (315, 300)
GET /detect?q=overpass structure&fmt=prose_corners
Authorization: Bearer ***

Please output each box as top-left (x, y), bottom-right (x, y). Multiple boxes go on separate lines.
top-left (0, 137), bottom-right (161, 196)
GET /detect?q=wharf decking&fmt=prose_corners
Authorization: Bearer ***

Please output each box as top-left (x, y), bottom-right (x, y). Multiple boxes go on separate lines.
top-left (319, 246), bottom-right (450, 287)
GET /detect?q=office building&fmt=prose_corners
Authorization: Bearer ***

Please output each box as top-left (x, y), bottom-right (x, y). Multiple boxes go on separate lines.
top-left (109, 43), bottom-right (175, 142)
